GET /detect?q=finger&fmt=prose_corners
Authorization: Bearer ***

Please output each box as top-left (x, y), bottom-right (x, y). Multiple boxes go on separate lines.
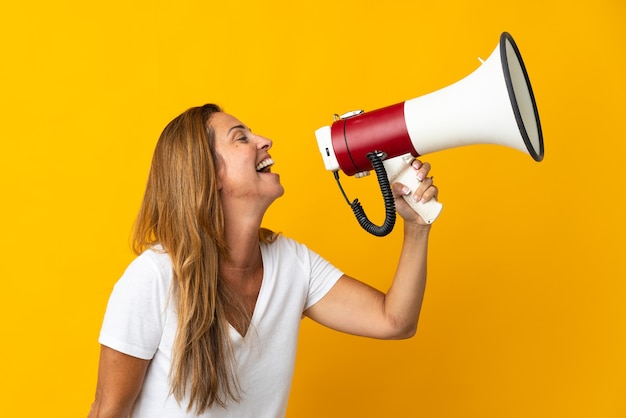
top-left (420, 183), bottom-right (439, 203)
top-left (391, 182), bottom-right (412, 198)
top-left (412, 175), bottom-right (432, 200)
top-left (414, 161), bottom-right (431, 182)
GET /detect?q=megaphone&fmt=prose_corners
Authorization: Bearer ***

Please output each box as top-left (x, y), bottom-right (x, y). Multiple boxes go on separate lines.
top-left (315, 32), bottom-right (544, 236)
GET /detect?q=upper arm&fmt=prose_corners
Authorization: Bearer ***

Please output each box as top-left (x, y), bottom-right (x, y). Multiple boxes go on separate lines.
top-left (304, 274), bottom-right (412, 339)
top-left (88, 345), bottom-right (150, 418)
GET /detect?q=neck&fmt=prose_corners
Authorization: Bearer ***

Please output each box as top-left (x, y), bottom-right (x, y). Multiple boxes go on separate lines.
top-left (219, 193), bottom-right (272, 268)
top-left (222, 217), bottom-right (263, 270)
top-left (221, 248), bottom-right (262, 271)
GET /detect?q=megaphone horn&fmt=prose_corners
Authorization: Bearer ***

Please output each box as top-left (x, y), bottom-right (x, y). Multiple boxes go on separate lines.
top-left (315, 32), bottom-right (544, 236)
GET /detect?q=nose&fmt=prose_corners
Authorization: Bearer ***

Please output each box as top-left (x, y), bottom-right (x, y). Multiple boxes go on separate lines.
top-left (256, 134), bottom-right (272, 151)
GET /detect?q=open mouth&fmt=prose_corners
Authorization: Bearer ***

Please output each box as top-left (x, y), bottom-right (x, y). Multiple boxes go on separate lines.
top-left (256, 158), bottom-right (274, 173)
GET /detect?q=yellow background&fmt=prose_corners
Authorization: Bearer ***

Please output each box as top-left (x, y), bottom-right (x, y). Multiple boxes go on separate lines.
top-left (1, 0), bottom-right (624, 416)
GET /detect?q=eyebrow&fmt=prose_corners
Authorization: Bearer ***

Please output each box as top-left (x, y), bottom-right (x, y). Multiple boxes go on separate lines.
top-left (227, 124), bottom-right (247, 135)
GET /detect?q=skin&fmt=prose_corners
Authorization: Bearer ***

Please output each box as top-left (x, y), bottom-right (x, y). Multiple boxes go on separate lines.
top-left (88, 112), bottom-right (437, 417)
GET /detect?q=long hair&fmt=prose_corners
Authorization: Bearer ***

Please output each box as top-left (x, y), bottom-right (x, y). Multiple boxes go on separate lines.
top-left (132, 104), bottom-right (242, 413)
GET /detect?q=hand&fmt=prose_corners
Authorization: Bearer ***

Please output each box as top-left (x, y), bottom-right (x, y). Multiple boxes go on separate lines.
top-left (391, 159), bottom-right (439, 226)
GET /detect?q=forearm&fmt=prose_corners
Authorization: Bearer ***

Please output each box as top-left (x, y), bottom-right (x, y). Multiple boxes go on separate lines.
top-left (382, 222), bottom-right (431, 338)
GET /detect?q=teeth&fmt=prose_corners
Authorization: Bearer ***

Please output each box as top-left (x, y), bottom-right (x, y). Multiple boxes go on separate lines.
top-left (256, 158), bottom-right (274, 171)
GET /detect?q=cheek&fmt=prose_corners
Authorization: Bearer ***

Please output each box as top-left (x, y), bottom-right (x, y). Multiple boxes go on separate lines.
top-left (215, 153), bottom-right (244, 190)
top-left (217, 165), bottom-right (255, 195)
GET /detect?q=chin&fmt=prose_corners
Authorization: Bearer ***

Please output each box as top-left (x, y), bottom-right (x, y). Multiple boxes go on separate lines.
top-left (274, 185), bottom-right (285, 199)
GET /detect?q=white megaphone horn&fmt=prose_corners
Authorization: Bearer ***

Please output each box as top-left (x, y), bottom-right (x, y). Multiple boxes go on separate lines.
top-left (315, 32), bottom-right (544, 236)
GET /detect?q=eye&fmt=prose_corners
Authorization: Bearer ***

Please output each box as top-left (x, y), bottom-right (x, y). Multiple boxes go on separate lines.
top-left (236, 136), bottom-right (249, 143)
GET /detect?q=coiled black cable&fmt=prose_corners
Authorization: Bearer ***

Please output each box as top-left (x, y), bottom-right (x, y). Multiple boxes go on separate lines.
top-left (347, 152), bottom-right (396, 237)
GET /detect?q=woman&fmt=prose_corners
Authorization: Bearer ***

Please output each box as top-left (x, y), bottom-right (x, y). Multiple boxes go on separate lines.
top-left (88, 104), bottom-right (438, 418)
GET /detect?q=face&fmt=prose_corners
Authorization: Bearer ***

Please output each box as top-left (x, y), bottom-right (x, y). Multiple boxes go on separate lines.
top-left (210, 112), bottom-right (284, 205)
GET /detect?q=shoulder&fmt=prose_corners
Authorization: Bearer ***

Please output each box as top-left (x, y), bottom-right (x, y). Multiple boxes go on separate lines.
top-left (263, 234), bottom-right (318, 254)
top-left (118, 246), bottom-right (172, 287)
top-left (261, 235), bottom-right (342, 280)
top-left (108, 246), bottom-right (173, 310)
top-left (100, 247), bottom-right (173, 359)
top-left (261, 234), bottom-right (315, 265)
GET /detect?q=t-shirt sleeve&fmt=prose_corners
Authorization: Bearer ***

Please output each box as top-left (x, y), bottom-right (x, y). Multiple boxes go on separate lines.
top-left (302, 244), bottom-right (344, 311)
top-left (98, 253), bottom-right (169, 360)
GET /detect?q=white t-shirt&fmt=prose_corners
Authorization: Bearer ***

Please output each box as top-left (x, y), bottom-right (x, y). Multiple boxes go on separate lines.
top-left (99, 235), bottom-right (343, 418)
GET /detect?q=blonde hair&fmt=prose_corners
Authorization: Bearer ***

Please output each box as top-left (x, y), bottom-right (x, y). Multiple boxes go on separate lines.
top-left (133, 104), bottom-right (249, 412)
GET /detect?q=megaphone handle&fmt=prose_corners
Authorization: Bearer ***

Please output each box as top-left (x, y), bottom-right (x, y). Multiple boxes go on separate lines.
top-left (393, 163), bottom-right (443, 224)
top-left (405, 194), bottom-right (443, 224)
